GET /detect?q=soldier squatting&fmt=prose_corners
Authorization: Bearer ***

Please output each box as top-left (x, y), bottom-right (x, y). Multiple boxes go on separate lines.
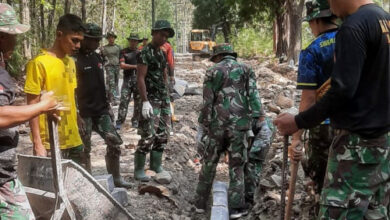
top-left (0, 0), bottom-right (389, 219)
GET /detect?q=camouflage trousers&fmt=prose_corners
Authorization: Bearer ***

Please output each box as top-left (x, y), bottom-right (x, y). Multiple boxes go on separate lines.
top-left (302, 124), bottom-right (334, 194)
top-left (136, 98), bottom-right (171, 154)
top-left (196, 129), bottom-right (248, 210)
top-left (80, 114), bottom-right (123, 158)
top-left (105, 65), bottom-right (120, 102)
top-left (318, 131), bottom-right (390, 220)
top-left (245, 118), bottom-right (274, 204)
top-left (117, 73), bottom-right (140, 125)
top-left (0, 179), bottom-right (35, 220)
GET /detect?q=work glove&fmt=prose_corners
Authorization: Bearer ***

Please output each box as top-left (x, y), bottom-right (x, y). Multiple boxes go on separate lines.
top-left (142, 101), bottom-right (154, 119)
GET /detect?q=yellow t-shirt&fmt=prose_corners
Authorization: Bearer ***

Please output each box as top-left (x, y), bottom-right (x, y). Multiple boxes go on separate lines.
top-left (24, 49), bottom-right (82, 150)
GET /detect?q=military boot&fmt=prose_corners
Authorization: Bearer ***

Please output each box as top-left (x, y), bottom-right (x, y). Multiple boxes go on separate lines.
top-left (105, 155), bottom-right (133, 188)
top-left (134, 151), bottom-right (151, 182)
top-left (150, 150), bottom-right (164, 173)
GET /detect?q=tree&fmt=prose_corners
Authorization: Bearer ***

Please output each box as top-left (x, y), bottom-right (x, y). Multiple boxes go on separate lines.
top-left (191, 0), bottom-right (236, 43)
top-left (20, 0), bottom-right (32, 59)
top-left (286, 0), bottom-right (305, 64)
top-left (64, 0), bottom-right (71, 14)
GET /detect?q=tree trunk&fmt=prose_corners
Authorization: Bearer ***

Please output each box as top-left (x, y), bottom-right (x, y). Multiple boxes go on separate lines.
top-left (40, 3), bottom-right (46, 47)
top-left (102, 0), bottom-right (107, 34)
top-left (111, 0), bottom-right (116, 32)
top-left (81, 0), bottom-right (86, 22)
top-left (152, 0), bottom-right (155, 27)
top-left (222, 22), bottom-right (230, 43)
top-left (275, 10), bottom-right (288, 59)
top-left (20, 0), bottom-right (32, 59)
top-left (6, 0), bottom-right (12, 6)
top-left (286, 0), bottom-right (305, 64)
top-left (64, 0), bottom-right (71, 14)
top-left (47, 0), bottom-right (57, 45)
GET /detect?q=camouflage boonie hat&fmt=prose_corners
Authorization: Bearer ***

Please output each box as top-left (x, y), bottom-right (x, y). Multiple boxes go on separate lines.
top-left (105, 31), bottom-right (117, 39)
top-left (210, 43), bottom-right (237, 62)
top-left (304, 0), bottom-right (333, 22)
top-left (152, 20), bottom-right (175, 38)
top-left (127, 33), bottom-right (141, 41)
top-left (84, 23), bottom-right (103, 38)
top-left (0, 3), bottom-right (30, 34)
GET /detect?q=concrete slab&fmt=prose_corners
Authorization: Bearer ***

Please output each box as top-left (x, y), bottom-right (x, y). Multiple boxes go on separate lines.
top-left (95, 174), bottom-right (115, 193)
top-left (111, 187), bottom-right (129, 206)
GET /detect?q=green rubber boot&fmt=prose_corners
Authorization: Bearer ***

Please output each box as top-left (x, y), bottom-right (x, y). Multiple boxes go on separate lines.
top-left (150, 150), bottom-right (164, 173)
top-left (134, 151), bottom-right (151, 182)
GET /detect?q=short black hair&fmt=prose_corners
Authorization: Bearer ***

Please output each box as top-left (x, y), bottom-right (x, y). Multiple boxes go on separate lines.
top-left (57, 14), bottom-right (85, 33)
top-left (320, 15), bottom-right (338, 25)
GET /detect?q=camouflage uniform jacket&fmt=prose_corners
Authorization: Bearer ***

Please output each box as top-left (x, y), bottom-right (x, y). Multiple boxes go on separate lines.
top-left (0, 67), bottom-right (18, 185)
top-left (137, 43), bottom-right (168, 101)
top-left (198, 56), bottom-right (264, 131)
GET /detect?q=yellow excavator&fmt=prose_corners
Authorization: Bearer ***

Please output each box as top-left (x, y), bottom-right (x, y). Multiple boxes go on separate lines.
top-left (189, 29), bottom-right (216, 59)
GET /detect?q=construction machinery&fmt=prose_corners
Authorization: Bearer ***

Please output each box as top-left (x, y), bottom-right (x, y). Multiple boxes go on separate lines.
top-left (189, 29), bottom-right (216, 60)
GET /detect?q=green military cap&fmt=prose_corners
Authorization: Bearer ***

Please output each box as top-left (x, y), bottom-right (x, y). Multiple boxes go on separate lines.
top-left (152, 20), bottom-right (175, 38)
top-left (304, 0), bottom-right (333, 22)
top-left (105, 31), bottom-right (117, 39)
top-left (0, 3), bottom-right (30, 34)
top-left (84, 23), bottom-right (103, 39)
top-left (127, 33), bottom-right (141, 41)
top-left (210, 43), bottom-right (237, 62)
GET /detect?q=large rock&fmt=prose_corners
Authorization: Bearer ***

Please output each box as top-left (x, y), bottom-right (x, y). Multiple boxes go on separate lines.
top-left (111, 188), bottom-right (129, 206)
top-left (276, 95), bottom-right (294, 109)
top-left (95, 174), bottom-right (115, 193)
top-left (154, 170), bottom-right (172, 184)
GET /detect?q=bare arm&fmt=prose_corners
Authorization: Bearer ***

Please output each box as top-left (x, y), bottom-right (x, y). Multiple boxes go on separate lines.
top-left (120, 62), bottom-right (137, 70)
top-left (137, 64), bottom-right (148, 102)
top-left (27, 93), bottom-right (46, 156)
top-left (289, 89), bottom-right (316, 161)
top-left (0, 95), bottom-right (55, 128)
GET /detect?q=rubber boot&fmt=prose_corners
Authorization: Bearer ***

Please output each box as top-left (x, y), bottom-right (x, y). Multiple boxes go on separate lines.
top-left (105, 155), bottom-right (133, 188)
top-left (150, 150), bottom-right (164, 173)
top-left (134, 151), bottom-right (151, 182)
top-left (171, 102), bottom-right (179, 122)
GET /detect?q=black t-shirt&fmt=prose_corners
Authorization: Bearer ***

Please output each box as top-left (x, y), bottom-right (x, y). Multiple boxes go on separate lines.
top-left (0, 67), bottom-right (18, 185)
top-left (296, 4), bottom-right (390, 138)
top-left (120, 48), bottom-right (138, 76)
top-left (75, 52), bottom-right (109, 117)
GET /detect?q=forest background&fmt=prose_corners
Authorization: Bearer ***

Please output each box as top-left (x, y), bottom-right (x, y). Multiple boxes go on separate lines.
top-left (4, 0), bottom-right (390, 77)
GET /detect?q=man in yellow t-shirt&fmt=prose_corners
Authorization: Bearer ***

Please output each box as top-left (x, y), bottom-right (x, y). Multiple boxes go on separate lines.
top-left (25, 14), bottom-right (85, 163)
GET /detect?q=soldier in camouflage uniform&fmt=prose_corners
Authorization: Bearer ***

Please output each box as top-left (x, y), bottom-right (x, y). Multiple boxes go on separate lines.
top-left (288, 1), bottom-right (338, 199)
top-left (194, 44), bottom-right (265, 219)
top-left (116, 33), bottom-right (141, 129)
top-left (101, 32), bottom-right (121, 104)
top-left (75, 23), bottom-right (131, 188)
top-left (134, 20), bottom-right (174, 182)
top-left (0, 4), bottom-right (58, 219)
top-left (274, 0), bottom-right (390, 219)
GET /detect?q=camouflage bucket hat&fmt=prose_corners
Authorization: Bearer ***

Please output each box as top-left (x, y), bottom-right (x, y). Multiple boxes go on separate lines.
top-left (152, 20), bottom-right (175, 38)
top-left (0, 3), bottom-right (30, 34)
top-left (209, 43), bottom-right (237, 62)
top-left (304, 0), bottom-right (333, 22)
top-left (127, 33), bottom-right (141, 41)
top-left (105, 31), bottom-right (117, 39)
top-left (84, 23), bottom-right (103, 38)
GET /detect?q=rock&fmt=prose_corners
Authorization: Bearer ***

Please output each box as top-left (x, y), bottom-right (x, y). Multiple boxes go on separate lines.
top-left (154, 171), bottom-right (172, 184)
top-left (276, 95), bottom-right (294, 109)
top-left (172, 214), bottom-right (180, 220)
top-left (138, 184), bottom-right (171, 198)
top-left (271, 174), bottom-right (282, 187)
top-left (145, 170), bottom-right (157, 177)
top-left (267, 103), bottom-right (281, 114)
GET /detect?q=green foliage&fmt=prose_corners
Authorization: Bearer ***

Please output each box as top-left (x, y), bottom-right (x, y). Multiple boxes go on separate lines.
top-left (7, 41), bottom-right (26, 78)
top-left (230, 27), bottom-right (273, 58)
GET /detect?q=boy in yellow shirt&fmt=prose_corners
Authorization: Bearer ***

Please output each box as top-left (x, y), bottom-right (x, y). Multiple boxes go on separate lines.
top-left (25, 14), bottom-right (85, 163)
